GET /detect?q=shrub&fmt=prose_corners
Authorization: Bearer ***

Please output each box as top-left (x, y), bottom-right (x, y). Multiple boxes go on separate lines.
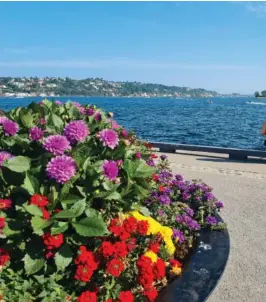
top-left (0, 100), bottom-right (224, 301)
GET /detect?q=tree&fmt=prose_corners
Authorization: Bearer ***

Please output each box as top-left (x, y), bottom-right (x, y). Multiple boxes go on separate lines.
top-left (255, 91), bottom-right (260, 97)
top-left (261, 90), bottom-right (266, 97)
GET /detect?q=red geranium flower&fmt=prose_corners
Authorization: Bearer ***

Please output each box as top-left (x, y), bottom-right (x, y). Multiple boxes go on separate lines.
top-left (123, 217), bottom-right (137, 233)
top-left (75, 265), bottom-right (94, 282)
top-left (143, 287), bottom-right (158, 302)
top-left (99, 241), bottom-right (114, 258)
top-left (109, 218), bottom-right (122, 236)
top-left (0, 217), bottom-right (5, 229)
top-left (106, 259), bottom-right (124, 277)
top-left (42, 233), bottom-right (63, 250)
top-left (153, 258), bottom-right (166, 280)
top-left (127, 238), bottom-right (137, 251)
top-left (77, 291), bottom-right (97, 302)
top-left (0, 248), bottom-right (9, 266)
top-left (170, 259), bottom-right (182, 268)
top-left (113, 242), bottom-right (128, 258)
top-left (152, 174), bottom-right (159, 182)
top-left (30, 194), bottom-right (49, 207)
top-left (148, 242), bottom-right (160, 254)
top-left (144, 142), bottom-right (153, 149)
top-left (137, 220), bottom-right (149, 236)
top-left (138, 273), bottom-right (154, 288)
top-left (0, 199), bottom-right (12, 209)
top-left (42, 208), bottom-right (50, 220)
top-left (119, 291), bottom-right (134, 302)
top-left (119, 228), bottom-right (131, 241)
top-left (75, 246), bottom-right (99, 270)
top-left (151, 154), bottom-right (158, 159)
top-left (158, 185), bottom-right (166, 192)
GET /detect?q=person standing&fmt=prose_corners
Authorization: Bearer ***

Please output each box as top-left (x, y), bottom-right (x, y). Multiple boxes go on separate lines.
top-left (261, 121), bottom-right (266, 145)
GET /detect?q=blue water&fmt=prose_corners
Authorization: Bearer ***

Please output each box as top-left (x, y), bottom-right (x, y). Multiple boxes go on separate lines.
top-left (1, 96), bottom-right (266, 150)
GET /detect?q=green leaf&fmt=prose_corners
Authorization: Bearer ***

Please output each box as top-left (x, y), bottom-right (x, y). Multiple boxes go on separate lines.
top-left (22, 173), bottom-right (39, 195)
top-left (85, 208), bottom-right (101, 218)
top-left (24, 204), bottom-right (43, 217)
top-left (20, 111), bottom-right (34, 128)
top-left (140, 206), bottom-right (151, 217)
top-left (61, 194), bottom-right (81, 205)
top-left (54, 244), bottom-right (72, 271)
top-left (72, 216), bottom-right (108, 237)
top-left (105, 191), bottom-right (121, 201)
top-left (54, 199), bottom-right (86, 219)
top-left (51, 221), bottom-right (69, 235)
top-left (31, 216), bottom-right (52, 234)
top-left (3, 156), bottom-right (30, 173)
top-left (50, 113), bottom-right (64, 130)
top-left (135, 161), bottom-right (155, 178)
top-left (24, 254), bottom-right (45, 275)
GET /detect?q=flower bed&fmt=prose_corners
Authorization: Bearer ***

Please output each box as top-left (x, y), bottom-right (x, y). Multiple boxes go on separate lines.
top-left (0, 100), bottom-right (226, 302)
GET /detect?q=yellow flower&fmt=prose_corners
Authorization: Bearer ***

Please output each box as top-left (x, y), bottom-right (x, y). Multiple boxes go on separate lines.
top-left (170, 266), bottom-right (182, 275)
top-left (144, 251), bottom-right (158, 263)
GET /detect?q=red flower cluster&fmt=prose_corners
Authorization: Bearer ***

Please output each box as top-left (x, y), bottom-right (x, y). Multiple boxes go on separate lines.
top-left (106, 259), bottom-right (124, 277)
top-left (158, 185), bottom-right (166, 193)
top-left (137, 254), bottom-right (166, 301)
top-left (99, 241), bottom-right (129, 259)
top-left (119, 291), bottom-right (134, 302)
top-left (148, 242), bottom-right (160, 254)
top-left (170, 259), bottom-right (182, 268)
top-left (29, 194), bottom-right (50, 220)
top-left (0, 199), bottom-right (12, 209)
top-left (151, 154), bottom-right (158, 159)
top-left (42, 233), bottom-right (64, 250)
top-left (152, 174), bottom-right (159, 182)
top-left (144, 142), bottom-right (153, 149)
top-left (0, 248), bottom-right (9, 266)
top-left (0, 217), bottom-right (5, 229)
top-left (77, 291), bottom-right (97, 302)
top-left (74, 246), bottom-right (99, 282)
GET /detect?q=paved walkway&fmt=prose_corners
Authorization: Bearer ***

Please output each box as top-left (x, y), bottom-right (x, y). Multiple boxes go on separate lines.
top-left (165, 152), bottom-right (266, 302)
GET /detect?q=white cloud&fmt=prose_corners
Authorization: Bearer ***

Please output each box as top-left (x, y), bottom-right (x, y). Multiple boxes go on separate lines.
top-left (0, 58), bottom-right (259, 71)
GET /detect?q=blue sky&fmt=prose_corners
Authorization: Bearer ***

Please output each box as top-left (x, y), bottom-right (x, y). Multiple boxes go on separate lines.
top-left (0, 1), bottom-right (266, 94)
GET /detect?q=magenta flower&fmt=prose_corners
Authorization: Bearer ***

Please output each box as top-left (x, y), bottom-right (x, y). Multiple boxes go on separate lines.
top-left (0, 151), bottom-right (13, 167)
top-left (43, 135), bottom-right (71, 155)
top-left (135, 152), bottom-right (142, 159)
top-left (72, 101), bottom-right (81, 108)
top-left (29, 127), bottom-right (44, 141)
top-left (102, 160), bottom-right (119, 181)
top-left (0, 116), bottom-right (8, 124)
top-left (98, 129), bottom-right (119, 149)
top-left (94, 112), bottom-right (102, 121)
top-left (121, 129), bottom-right (128, 138)
top-left (2, 119), bottom-right (19, 136)
top-left (86, 108), bottom-right (95, 116)
top-left (55, 100), bottom-right (62, 105)
top-left (40, 118), bottom-right (46, 125)
top-left (107, 119), bottom-right (120, 129)
top-left (63, 120), bottom-right (89, 144)
top-left (46, 155), bottom-right (77, 184)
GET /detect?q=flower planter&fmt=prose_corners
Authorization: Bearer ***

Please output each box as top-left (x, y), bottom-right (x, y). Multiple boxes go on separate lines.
top-left (157, 215), bottom-right (229, 302)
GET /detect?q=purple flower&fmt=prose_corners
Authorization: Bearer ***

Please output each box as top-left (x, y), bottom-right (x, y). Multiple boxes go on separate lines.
top-left (121, 129), bottom-right (128, 137)
top-left (40, 118), bottom-right (46, 125)
top-left (46, 155), bottom-right (77, 184)
top-left (95, 112), bottom-right (102, 121)
top-left (176, 214), bottom-right (200, 230)
top-left (159, 194), bottom-right (171, 205)
top-left (158, 209), bottom-right (165, 216)
top-left (0, 116), bottom-right (8, 124)
top-left (182, 192), bottom-right (191, 201)
top-left (215, 201), bottom-right (224, 209)
top-left (98, 129), bottom-right (119, 149)
top-left (2, 119), bottom-right (19, 136)
top-left (175, 174), bottom-right (184, 181)
top-left (135, 152), bottom-right (142, 159)
top-left (78, 107), bottom-right (86, 114)
top-left (185, 208), bottom-right (194, 217)
top-left (173, 229), bottom-right (185, 243)
top-left (43, 135), bottom-right (71, 156)
top-left (204, 192), bottom-right (215, 201)
top-left (146, 159), bottom-right (155, 167)
top-left (206, 216), bottom-right (217, 226)
top-left (72, 101), bottom-right (82, 108)
top-left (63, 120), bottom-right (89, 144)
top-left (160, 154), bottom-right (167, 160)
top-left (102, 160), bottom-right (119, 181)
top-left (55, 100), bottom-right (62, 105)
top-left (29, 127), bottom-right (44, 141)
top-left (86, 108), bottom-right (95, 116)
top-left (0, 151), bottom-right (13, 167)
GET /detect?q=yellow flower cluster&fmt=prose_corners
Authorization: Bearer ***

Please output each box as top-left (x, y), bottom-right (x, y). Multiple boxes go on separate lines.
top-left (170, 266), bottom-right (182, 276)
top-left (144, 250), bottom-right (158, 263)
top-left (127, 211), bottom-right (176, 256)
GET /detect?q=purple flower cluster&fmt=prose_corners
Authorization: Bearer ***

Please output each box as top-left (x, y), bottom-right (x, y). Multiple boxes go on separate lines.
top-left (46, 155), bottom-right (77, 184)
top-left (98, 129), bottom-right (119, 149)
top-left (0, 151), bottom-right (13, 167)
top-left (63, 120), bottom-right (89, 144)
top-left (86, 108), bottom-right (95, 116)
top-left (176, 214), bottom-right (200, 231)
top-left (29, 127), bottom-right (44, 141)
top-left (43, 135), bottom-right (71, 156)
top-left (205, 216), bottom-right (217, 226)
top-left (1, 119), bottom-right (19, 136)
top-left (102, 160), bottom-right (119, 181)
top-left (173, 229), bottom-right (185, 243)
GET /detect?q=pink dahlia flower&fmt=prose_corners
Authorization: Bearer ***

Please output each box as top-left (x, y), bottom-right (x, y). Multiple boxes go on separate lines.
top-left (43, 135), bottom-right (71, 156)
top-left (0, 151), bottom-right (13, 167)
top-left (0, 116), bottom-right (8, 124)
top-left (29, 127), bottom-right (44, 141)
top-left (2, 119), bottom-right (19, 136)
top-left (98, 129), bottom-right (119, 149)
top-left (46, 155), bottom-right (77, 184)
top-left (102, 160), bottom-right (119, 181)
top-left (63, 120), bottom-right (89, 144)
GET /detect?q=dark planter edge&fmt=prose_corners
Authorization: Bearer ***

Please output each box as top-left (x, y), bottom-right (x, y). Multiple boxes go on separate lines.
top-left (157, 214), bottom-right (230, 302)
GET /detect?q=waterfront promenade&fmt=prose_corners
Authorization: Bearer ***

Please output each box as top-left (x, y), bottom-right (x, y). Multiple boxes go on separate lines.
top-left (165, 151), bottom-right (266, 302)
